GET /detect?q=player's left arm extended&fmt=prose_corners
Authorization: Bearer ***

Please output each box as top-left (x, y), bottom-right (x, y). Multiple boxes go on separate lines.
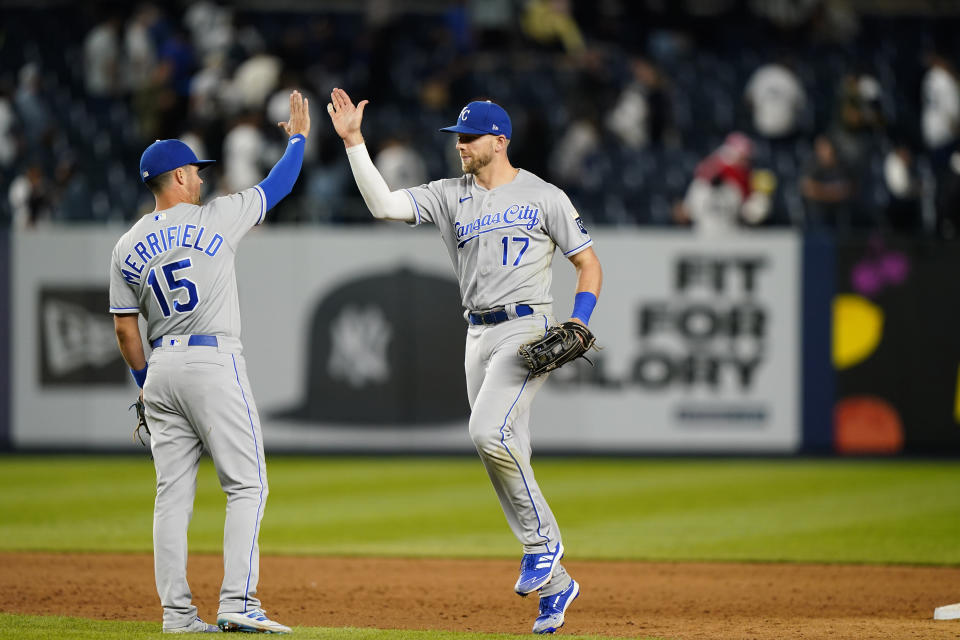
top-left (257, 134), bottom-right (306, 211)
top-left (114, 313), bottom-right (148, 388)
top-left (566, 247), bottom-right (602, 327)
top-left (257, 89), bottom-right (311, 211)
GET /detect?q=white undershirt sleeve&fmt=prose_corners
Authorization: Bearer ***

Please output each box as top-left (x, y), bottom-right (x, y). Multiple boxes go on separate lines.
top-left (345, 143), bottom-right (416, 222)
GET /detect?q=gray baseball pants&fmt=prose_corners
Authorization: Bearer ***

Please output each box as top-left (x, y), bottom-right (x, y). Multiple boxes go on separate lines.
top-left (464, 311), bottom-right (572, 597)
top-left (144, 336), bottom-right (267, 629)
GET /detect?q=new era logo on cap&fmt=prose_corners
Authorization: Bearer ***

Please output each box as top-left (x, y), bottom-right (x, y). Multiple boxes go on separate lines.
top-left (139, 139), bottom-right (215, 184)
top-left (440, 100), bottom-right (512, 139)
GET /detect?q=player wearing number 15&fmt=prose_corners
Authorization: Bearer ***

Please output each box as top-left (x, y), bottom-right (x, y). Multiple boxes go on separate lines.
top-left (108, 91), bottom-right (310, 634)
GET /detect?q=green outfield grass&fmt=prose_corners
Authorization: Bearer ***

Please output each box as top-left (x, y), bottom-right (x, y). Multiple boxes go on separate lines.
top-left (0, 613), bottom-right (651, 640)
top-left (0, 455), bottom-right (958, 565)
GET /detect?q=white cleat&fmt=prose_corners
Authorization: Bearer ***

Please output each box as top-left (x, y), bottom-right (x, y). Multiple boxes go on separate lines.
top-left (163, 617), bottom-right (221, 633)
top-left (217, 609), bottom-right (291, 634)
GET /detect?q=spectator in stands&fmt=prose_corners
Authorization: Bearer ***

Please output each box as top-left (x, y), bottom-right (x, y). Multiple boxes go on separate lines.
top-left (184, 1), bottom-right (235, 61)
top-left (0, 85), bottom-right (18, 172)
top-left (606, 57), bottom-right (670, 149)
top-left (222, 110), bottom-right (266, 192)
top-left (159, 25), bottom-right (198, 99)
top-left (230, 49), bottom-right (282, 113)
top-left (744, 58), bottom-right (806, 140)
top-left (131, 57), bottom-right (178, 142)
top-left (189, 51), bottom-right (229, 128)
top-left (83, 13), bottom-right (123, 101)
top-left (674, 132), bottom-right (772, 235)
top-left (548, 109), bottom-right (601, 192)
top-left (153, 26), bottom-right (197, 136)
top-left (442, 1), bottom-right (473, 55)
top-left (800, 134), bottom-right (856, 232)
top-left (921, 51), bottom-right (960, 238)
top-left (14, 63), bottom-right (53, 148)
top-left (124, 4), bottom-right (160, 95)
top-left (882, 143), bottom-right (923, 236)
top-left (934, 150), bottom-right (960, 240)
top-left (374, 137), bottom-right (428, 190)
top-left (8, 163), bottom-right (53, 229)
top-left (832, 71), bottom-right (885, 172)
top-left (304, 134), bottom-right (351, 223)
top-left (521, 0), bottom-right (586, 56)
top-left (52, 153), bottom-right (93, 223)
top-left (921, 51), bottom-right (960, 170)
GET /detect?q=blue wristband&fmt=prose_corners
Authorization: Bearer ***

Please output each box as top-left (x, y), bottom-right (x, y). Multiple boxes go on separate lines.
top-left (131, 364), bottom-right (148, 388)
top-left (258, 134), bottom-right (306, 211)
top-left (571, 291), bottom-right (597, 325)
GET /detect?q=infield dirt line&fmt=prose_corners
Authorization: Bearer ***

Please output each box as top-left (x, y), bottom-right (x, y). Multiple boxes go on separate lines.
top-left (2, 553), bottom-right (960, 639)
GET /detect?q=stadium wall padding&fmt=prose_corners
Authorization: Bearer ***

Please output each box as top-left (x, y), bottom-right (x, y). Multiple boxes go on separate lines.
top-left (0, 230), bottom-right (9, 450)
top-left (8, 227), bottom-right (802, 454)
top-left (800, 232), bottom-right (836, 453)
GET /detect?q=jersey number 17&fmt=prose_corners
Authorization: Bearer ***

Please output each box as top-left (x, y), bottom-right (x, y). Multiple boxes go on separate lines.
top-left (502, 236), bottom-right (530, 266)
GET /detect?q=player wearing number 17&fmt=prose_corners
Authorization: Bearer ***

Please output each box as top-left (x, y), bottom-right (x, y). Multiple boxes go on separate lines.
top-left (328, 88), bottom-right (602, 634)
top-left (108, 91), bottom-right (311, 634)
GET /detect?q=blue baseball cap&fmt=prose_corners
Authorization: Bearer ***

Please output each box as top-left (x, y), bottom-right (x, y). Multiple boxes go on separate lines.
top-left (139, 139), bottom-right (215, 183)
top-left (440, 101), bottom-right (512, 139)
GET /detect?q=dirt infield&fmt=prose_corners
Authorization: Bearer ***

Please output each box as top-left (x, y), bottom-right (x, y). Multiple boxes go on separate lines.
top-left (3, 553), bottom-right (960, 639)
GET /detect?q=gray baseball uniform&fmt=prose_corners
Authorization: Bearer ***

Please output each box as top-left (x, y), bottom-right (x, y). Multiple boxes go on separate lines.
top-left (404, 169), bottom-right (592, 597)
top-left (109, 186), bottom-right (269, 628)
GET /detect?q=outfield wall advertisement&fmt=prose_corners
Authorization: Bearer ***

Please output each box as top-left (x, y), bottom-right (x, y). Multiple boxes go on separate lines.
top-left (9, 227), bottom-right (801, 453)
top-left (833, 238), bottom-right (960, 454)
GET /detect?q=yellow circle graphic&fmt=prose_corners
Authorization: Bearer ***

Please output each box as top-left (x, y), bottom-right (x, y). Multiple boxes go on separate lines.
top-left (833, 294), bottom-right (884, 370)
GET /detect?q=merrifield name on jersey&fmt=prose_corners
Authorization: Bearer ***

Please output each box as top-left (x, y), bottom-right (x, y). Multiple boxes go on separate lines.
top-left (122, 224), bottom-right (224, 284)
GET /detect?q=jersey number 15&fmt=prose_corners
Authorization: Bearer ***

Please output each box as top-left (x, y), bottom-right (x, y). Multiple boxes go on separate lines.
top-left (146, 258), bottom-right (199, 317)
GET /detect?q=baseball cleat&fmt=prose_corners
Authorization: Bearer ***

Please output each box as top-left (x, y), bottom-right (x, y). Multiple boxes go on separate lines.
top-left (217, 609), bottom-right (291, 634)
top-left (532, 579), bottom-right (580, 634)
top-left (163, 617), bottom-right (221, 633)
top-left (515, 542), bottom-right (564, 596)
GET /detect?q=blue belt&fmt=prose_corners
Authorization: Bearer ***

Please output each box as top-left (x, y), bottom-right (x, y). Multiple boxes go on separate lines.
top-left (468, 304), bottom-right (534, 326)
top-left (150, 334), bottom-right (219, 349)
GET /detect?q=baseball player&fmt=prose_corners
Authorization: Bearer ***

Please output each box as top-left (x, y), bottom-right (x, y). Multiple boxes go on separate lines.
top-left (327, 88), bottom-right (602, 634)
top-left (109, 91), bottom-right (311, 634)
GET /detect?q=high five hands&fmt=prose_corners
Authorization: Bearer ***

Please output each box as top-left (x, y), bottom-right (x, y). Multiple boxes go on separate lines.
top-left (278, 90), bottom-right (311, 139)
top-left (327, 87), bottom-right (368, 147)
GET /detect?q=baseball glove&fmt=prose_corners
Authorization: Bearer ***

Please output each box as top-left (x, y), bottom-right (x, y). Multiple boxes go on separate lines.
top-left (518, 321), bottom-right (597, 377)
top-left (130, 397), bottom-right (151, 446)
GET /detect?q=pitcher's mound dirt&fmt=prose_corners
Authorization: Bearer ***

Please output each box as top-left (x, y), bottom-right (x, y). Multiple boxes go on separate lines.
top-left (3, 553), bottom-right (960, 639)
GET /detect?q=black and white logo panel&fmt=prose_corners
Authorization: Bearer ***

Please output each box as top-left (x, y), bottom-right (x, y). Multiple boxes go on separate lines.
top-left (39, 287), bottom-right (127, 385)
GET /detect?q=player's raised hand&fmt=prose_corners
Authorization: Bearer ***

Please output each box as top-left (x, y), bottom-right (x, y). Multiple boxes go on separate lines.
top-left (327, 87), bottom-right (368, 147)
top-left (278, 89), bottom-right (311, 139)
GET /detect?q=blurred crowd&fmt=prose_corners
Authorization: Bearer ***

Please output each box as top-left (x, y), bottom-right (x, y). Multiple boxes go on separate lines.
top-left (4, 0), bottom-right (960, 238)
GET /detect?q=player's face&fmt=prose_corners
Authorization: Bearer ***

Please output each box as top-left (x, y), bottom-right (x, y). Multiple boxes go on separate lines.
top-left (185, 165), bottom-right (203, 205)
top-left (456, 134), bottom-right (496, 174)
